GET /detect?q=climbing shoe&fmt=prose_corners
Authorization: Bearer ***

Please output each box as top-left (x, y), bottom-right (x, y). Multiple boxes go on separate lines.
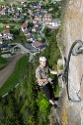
top-left (53, 104), bottom-right (57, 108)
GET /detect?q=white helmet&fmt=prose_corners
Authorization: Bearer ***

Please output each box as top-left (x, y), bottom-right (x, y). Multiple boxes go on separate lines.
top-left (39, 56), bottom-right (47, 62)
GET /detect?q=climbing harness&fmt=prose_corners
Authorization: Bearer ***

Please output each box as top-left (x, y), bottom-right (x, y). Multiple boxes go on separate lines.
top-left (62, 40), bottom-right (83, 102)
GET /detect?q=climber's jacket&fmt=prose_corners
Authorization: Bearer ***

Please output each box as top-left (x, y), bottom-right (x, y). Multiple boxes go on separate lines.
top-left (36, 65), bottom-right (52, 86)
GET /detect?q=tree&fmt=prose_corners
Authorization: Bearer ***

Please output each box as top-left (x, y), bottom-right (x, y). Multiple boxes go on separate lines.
top-left (43, 27), bottom-right (51, 37)
top-left (28, 22), bottom-right (34, 28)
top-left (10, 28), bottom-right (20, 35)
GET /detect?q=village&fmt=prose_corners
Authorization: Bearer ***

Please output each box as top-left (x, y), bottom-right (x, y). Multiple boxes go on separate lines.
top-left (0, 1), bottom-right (61, 58)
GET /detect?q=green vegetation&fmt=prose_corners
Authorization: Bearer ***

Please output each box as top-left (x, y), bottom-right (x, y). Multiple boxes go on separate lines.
top-left (10, 28), bottom-right (27, 44)
top-left (0, 1), bottom-right (8, 5)
top-left (0, 23), bottom-right (21, 35)
top-left (24, 29), bottom-right (61, 125)
top-left (0, 56), bottom-right (7, 70)
top-left (36, 92), bottom-right (50, 124)
top-left (0, 18), bottom-right (22, 26)
top-left (42, 2), bottom-right (61, 18)
top-left (0, 27), bottom-right (4, 32)
top-left (0, 55), bottom-right (29, 97)
top-left (0, 28), bottom-right (61, 125)
top-left (0, 1), bottom-right (62, 125)
top-left (28, 22), bottom-right (34, 28)
top-left (43, 26), bottom-right (51, 37)
top-left (54, 81), bottom-right (61, 97)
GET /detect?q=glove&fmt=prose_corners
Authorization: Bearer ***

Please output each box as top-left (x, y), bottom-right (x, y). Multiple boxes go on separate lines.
top-left (47, 77), bottom-right (52, 83)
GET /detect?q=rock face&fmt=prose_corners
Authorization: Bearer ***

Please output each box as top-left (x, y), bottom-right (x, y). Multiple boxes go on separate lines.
top-left (50, 0), bottom-right (83, 125)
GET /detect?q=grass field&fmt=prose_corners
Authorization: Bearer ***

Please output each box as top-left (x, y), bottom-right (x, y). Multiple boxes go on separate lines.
top-left (0, 0), bottom-right (40, 4)
top-left (0, 56), bottom-right (7, 70)
top-left (0, 55), bottom-right (29, 97)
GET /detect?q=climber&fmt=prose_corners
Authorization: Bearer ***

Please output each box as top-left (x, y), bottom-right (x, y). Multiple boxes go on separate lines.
top-left (35, 56), bottom-right (58, 108)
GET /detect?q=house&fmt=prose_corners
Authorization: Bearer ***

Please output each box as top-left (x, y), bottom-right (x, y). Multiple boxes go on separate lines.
top-left (3, 29), bottom-right (10, 36)
top-left (34, 23), bottom-right (39, 28)
top-left (1, 8), bottom-right (6, 15)
top-left (32, 26), bottom-right (37, 32)
top-left (46, 19), bottom-right (61, 29)
top-left (0, 33), bottom-right (2, 37)
top-left (0, 37), bottom-right (3, 44)
top-left (31, 41), bottom-right (46, 50)
top-left (48, 8), bottom-right (54, 11)
top-left (17, 7), bottom-right (22, 12)
top-left (24, 30), bottom-right (30, 36)
top-left (41, 9), bottom-right (47, 14)
top-left (28, 9), bottom-right (32, 14)
top-left (34, 15), bottom-right (42, 23)
top-left (8, 34), bottom-right (13, 40)
top-left (33, 20), bottom-right (38, 24)
top-left (24, 43), bottom-right (38, 53)
top-left (11, 7), bottom-right (15, 14)
top-left (5, 24), bottom-right (10, 28)
top-left (0, 44), bottom-right (9, 51)
top-left (45, 20), bottom-right (51, 25)
top-left (43, 13), bottom-right (52, 22)
top-left (7, 8), bottom-right (11, 14)
top-left (21, 23), bottom-right (28, 32)
top-left (26, 35), bottom-right (33, 41)
top-left (3, 29), bottom-right (13, 40)
top-left (34, 16), bottom-right (40, 21)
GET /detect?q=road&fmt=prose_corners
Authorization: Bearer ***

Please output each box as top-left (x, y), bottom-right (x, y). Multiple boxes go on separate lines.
top-left (0, 17), bottom-right (22, 22)
top-left (0, 52), bottom-right (23, 88)
top-left (9, 43), bottom-right (39, 61)
top-left (9, 43), bottom-right (30, 54)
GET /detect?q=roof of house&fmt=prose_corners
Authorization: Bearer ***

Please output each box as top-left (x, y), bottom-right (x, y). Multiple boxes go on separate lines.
top-left (44, 13), bottom-right (52, 18)
top-left (32, 41), bottom-right (43, 48)
top-left (3, 29), bottom-right (10, 34)
top-left (34, 23), bottom-right (39, 27)
top-left (0, 33), bottom-right (2, 37)
top-left (1, 8), bottom-right (5, 13)
top-left (24, 30), bottom-right (29, 35)
top-left (24, 43), bottom-right (38, 53)
top-left (1, 44), bottom-right (9, 48)
top-left (0, 37), bottom-right (3, 41)
top-left (33, 20), bottom-right (38, 24)
top-left (5, 24), bottom-right (10, 27)
top-left (21, 23), bottom-right (28, 28)
top-left (5, 24), bottom-right (10, 26)
top-left (26, 35), bottom-right (32, 39)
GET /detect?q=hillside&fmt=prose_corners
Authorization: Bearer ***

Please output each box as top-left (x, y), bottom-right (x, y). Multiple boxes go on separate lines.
top-left (50, 0), bottom-right (83, 124)
top-left (0, 30), bottom-right (61, 125)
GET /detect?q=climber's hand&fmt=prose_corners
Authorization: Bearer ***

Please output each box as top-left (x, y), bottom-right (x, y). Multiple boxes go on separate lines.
top-left (47, 77), bottom-right (53, 83)
top-left (57, 70), bottom-right (63, 77)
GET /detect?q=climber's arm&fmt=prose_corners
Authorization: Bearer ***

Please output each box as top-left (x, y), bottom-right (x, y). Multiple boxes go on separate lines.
top-left (37, 78), bottom-right (47, 83)
top-left (50, 70), bottom-right (57, 75)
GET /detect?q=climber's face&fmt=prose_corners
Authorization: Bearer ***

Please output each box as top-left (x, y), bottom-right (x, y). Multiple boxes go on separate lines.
top-left (40, 61), bottom-right (46, 67)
